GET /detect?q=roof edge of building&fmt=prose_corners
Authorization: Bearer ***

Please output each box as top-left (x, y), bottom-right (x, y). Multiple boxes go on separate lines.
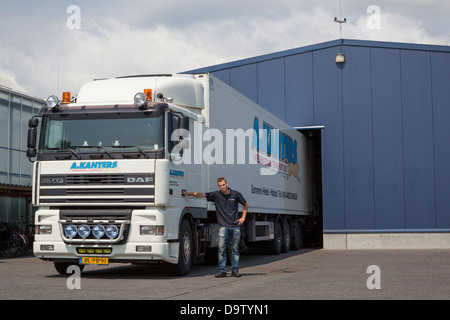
top-left (183, 38), bottom-right (450, 74)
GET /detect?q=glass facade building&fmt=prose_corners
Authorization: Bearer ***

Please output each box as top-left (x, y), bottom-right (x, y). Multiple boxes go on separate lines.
top-left (0, 84), bottom-right (43, 225)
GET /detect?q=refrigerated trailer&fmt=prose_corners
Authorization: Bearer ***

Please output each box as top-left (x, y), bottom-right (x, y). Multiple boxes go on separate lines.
top-left (27, 73), bottom-right (314, 275)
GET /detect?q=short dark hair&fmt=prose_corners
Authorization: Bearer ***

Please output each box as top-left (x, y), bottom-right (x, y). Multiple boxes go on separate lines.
top-left (217, 177), bottom-right (227, 184)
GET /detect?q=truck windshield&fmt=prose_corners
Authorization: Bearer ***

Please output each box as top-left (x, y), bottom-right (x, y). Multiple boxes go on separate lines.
top-left (39, 113), bottom-right (164, 155)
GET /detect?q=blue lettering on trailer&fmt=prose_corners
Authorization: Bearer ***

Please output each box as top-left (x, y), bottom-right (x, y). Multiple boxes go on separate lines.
top-left (251, 117), bottom-right (298, 165)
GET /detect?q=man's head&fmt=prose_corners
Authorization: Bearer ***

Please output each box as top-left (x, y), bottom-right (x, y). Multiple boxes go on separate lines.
top-left (217, 177), bottom-right (228, 193)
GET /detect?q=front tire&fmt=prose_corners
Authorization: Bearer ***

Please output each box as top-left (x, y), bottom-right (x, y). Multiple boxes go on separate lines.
top-left (54, 262), bottom-right (85, 275)
top-left (165, 219), bottom-right (193, 276)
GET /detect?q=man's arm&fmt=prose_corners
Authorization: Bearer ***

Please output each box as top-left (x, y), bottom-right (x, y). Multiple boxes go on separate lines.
top-left (236, 202), bottom-right (248, 226)
top-left (182, 190), bottom-right (206, 198)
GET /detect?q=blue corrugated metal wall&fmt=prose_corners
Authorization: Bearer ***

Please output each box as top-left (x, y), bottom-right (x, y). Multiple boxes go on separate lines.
top-left (187, 39), bottom-right (450, 233)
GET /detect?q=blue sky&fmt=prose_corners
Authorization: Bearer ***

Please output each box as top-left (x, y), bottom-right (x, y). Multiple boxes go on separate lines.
top-left (0, 0), bottom-right (449, 98)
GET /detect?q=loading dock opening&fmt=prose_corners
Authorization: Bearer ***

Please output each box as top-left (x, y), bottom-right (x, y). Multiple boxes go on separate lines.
top-left (296, 127), bottom-right (323, 248)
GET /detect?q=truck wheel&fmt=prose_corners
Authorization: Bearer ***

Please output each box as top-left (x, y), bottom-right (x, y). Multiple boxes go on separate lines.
top-left (267, 220), bottom-right (282, 255)
top-left (165, 219), bottom-right (193, 276)
top-left (281, 220), bottom-right (291, 253)
top-left (54, 262), bottom-right (85, 275)
top-left (291, 221), bottom-right (303, 250)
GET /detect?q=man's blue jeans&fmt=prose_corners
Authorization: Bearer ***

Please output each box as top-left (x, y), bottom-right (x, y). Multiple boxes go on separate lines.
top-left (218, 226), bottom-right (241, 272)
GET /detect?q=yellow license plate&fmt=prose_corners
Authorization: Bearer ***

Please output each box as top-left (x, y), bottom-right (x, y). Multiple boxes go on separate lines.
top-left (79, 257), bottom-right (109, 265)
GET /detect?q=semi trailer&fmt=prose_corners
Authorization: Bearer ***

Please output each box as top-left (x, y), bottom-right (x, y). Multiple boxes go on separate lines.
top-left (28, 73), bottom-right (314, 275)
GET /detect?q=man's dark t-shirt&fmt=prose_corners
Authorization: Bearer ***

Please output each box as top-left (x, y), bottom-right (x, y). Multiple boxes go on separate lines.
top-left (205, 189), bottom-right (247, 228)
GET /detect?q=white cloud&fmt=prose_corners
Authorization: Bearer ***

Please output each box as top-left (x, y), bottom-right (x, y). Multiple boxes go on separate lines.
top-left (0, 65), bottom-right (28, 94)
top-left (0, 1), bottom-right (448, 98)
top-left (353, 10), bottom-right (450, 45)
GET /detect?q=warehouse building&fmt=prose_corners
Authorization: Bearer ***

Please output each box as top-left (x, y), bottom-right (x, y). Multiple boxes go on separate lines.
top-left (186, 39), bottom-right (450, 249)
top-left (0, 85), bottom-right (42, 227)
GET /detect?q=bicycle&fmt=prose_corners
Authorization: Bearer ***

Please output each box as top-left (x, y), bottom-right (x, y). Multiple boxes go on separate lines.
top-left (0, 223), bottom-right (30, 257)
top-left (16, 219), bottom-right (34, 255)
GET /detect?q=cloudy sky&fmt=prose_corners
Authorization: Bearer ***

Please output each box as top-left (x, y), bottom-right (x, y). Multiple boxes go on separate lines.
top-left (0, 0), bottom-right (449, 99)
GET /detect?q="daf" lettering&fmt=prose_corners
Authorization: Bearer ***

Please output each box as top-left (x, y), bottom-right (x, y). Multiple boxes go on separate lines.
top-left (126, 176), bottom-right (153, 184)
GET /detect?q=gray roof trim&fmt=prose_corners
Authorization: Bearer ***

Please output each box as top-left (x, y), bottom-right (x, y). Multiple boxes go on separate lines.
top-left (183, 38), bottom-right (450, 74)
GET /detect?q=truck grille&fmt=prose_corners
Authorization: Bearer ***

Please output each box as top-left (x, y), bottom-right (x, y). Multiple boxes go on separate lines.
top-left (39, 173), bottom-right (155, 206)
top-left (59, 209), bottom-right (132, 244)
top-left (66, 174), bottom-right (126, 184)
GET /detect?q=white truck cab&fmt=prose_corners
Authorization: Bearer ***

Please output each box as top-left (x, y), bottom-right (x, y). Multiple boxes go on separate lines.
top-left (28, 74), bottom-right (312, 275)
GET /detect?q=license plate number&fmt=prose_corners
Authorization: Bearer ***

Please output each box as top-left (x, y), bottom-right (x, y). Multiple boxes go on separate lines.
top-left (79, 257), bottom-right (109, 265)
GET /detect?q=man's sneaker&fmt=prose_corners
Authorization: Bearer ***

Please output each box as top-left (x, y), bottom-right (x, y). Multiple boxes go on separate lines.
top-left (215, 271), bottom-right (227, 278)
top-left (231, 270), bottom-right (241, 277)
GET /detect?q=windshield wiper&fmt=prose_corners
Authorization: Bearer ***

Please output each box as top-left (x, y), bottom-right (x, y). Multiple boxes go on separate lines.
top-left (44, 147), bottom-right (82, 160)
top-left (134, 146), bottom-right (150, 159)
top-left (96, 146), bottom-right (115, 159)
top-left (67, 147), bottom-right (81, 160)
top-left (114, 145), bottom-right (150, 159)
top-left (69, 145), bottom-right (114, 159)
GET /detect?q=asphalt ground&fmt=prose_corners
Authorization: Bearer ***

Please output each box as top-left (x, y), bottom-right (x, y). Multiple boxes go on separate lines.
top-left (1, 248), bottom-right (448, 302)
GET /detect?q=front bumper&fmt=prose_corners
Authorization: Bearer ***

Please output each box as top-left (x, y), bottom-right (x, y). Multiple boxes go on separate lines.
top-left (34, 207), bottom-right (182, 265)
top-left (34, 240), bottom-right (180, 264)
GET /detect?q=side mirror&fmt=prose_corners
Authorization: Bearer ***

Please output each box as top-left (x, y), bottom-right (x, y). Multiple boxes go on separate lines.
top-left (170, 115), bottom-right (190, 163)
top-left (27, 117), bottom-right (39, 162)
top-left (180, 116), bottom-right (189, 131)
top-left (27, 127), bottom-right (37, 149)
top-left (27, 148), bottom-right (37, 158)
top-left (29, 118), bottom-right (39, 128)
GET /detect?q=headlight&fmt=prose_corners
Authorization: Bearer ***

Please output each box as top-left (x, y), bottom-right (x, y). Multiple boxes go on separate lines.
top-left (78, 224), bottom-right (91, 238)
top-left (64, 224), bottom-right (78, 238)
top-left (134, 92), bottom-right (147, 107)
top-left (92, 224), bottom-right (106, 239)
top-left (46, 95), bottom-right (60, 108)
top-left (105, 225), bottom-right (119, 239)
top-left (140, 225), bottom-right (164, 236)
top-left (37, 225), bottom-right (52, 235)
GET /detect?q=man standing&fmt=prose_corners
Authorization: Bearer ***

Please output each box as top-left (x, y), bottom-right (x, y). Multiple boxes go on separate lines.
top-left (182, 177), bottom-right (248, 278)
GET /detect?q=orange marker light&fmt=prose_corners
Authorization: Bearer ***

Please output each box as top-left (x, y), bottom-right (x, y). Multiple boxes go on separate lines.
top-left (62, 92), bottom-right (71, 104)
top-left (144, 89), bottom-right (153, 101)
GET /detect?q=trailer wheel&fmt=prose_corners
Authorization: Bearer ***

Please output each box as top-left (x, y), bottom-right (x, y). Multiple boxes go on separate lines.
top-left (165, 219), bottom-right (193, 276)
top-left (267, 220), bottom-right (282, 255)
top-left (291, 221), bottom-right (303, 251)
top-left (281, 219), bottom-right (291, 253)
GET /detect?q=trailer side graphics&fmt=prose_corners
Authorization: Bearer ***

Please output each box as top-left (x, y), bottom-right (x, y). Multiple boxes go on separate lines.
top-left (251, 117), bottom-right (300, 181)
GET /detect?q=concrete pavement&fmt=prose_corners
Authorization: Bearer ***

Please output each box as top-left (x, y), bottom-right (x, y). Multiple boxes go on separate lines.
top-left (0, 248), bottom-right (449, 300)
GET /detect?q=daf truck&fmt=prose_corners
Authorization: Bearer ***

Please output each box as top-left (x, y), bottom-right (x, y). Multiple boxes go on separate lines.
top-left (27, 73), bottom-right (313, 275)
